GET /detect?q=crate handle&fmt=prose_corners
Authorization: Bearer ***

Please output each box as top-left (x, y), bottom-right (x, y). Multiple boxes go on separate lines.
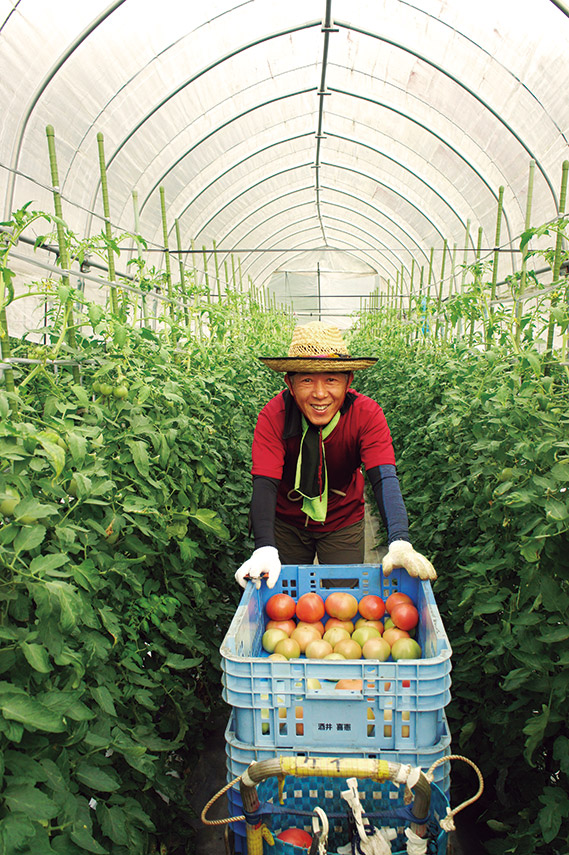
top-left (319, 577), bottom-right (359, 589)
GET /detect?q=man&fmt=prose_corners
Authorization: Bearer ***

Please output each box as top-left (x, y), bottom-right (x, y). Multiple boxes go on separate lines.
top-left (235, 321), bottom-right (436, 589)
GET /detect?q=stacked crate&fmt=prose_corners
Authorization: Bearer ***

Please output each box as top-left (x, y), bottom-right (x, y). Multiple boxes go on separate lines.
top-left (219, 564), bottom-right (452, 854)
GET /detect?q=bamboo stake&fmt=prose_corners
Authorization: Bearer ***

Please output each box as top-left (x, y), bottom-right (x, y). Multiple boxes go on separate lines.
top-left (159, 187), bottom-right (175, 329)
top-left (96, 133), bottom-right (119, 316)
top-left (545, 160), bottom-right (569, 363)
top-left (45, 125), bottom-right (81, 384)
top-left (131, 190), bottom-right (148, 327)
top-left (174, 218), bottom-right (190, 327)
top-left (434, 239), bottom-right (447, 340)
top-left (515, 161), bottom-right (535, 349)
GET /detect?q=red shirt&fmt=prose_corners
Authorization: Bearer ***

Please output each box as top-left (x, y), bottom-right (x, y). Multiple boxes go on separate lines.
top-left (251, 389), bottom-right (396, 531)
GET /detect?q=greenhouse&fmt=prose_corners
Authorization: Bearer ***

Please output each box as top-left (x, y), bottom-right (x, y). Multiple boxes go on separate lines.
top-left (0, 1), bottom-right (568, 854)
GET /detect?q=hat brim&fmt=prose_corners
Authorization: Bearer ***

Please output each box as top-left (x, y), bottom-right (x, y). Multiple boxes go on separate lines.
top-left (259, 356), bottom-right (377, 373)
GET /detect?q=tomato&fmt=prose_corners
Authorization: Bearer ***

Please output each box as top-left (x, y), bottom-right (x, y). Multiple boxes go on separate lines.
top-left (324, 617), bottom-right (354, 634)
top-left (274, 637), bottom-right (301, 659)
top-left (335, 679), bottom-right (363, 691)
top-left (291, 624), bottom-right (321, 652)
top-left (325, 591), bottom-right (358, 620)
top-left (385, 591), bottom-right (413, 613)
top-left (358, 594), bottom-right (385, 620)
top-left (262, 628), bottom-right (289, 653)
top-left (391, 638), bottom-right (422, 660)
top-left (277, 828), bottom-right (313, 848)
top-left (0, 487), bottom-right (20, 516)
top-left (383, 627), bottom-right (410, 647)
top-left (113, 384), bottom-right (129, 399)
top-left (266, 593), bottom-right (296, 621)
top-left (266, 619), bottom-right (296, 636)
top-left (295, 592), bottom-right (325, 623)
top-left (391, 602), bottom-right (419, 631)
top-left (297, 620), bottom-right (324, 636)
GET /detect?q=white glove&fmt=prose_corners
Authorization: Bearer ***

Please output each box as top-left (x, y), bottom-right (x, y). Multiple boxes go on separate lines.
top-left (382, 540), bottom-right (437, 581)
top-left (235, 546), bottom-right (281, 590)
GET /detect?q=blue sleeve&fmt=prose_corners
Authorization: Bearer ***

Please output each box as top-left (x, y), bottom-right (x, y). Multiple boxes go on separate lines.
top-left (366, 464), bottom-right (411, 545)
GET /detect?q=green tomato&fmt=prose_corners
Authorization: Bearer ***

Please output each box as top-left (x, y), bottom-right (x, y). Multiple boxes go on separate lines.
top-left (99, 382), bottom-right (114, 396)
top-left (0, 487), bottom-right (20, 516)
top-left (113, 384), bottom-right (129, 399)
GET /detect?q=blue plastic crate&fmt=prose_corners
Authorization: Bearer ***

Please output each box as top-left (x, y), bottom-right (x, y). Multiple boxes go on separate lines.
top-left (224, 708), bottom-right (452, 805)
top-left (227, 760), bottom-right (449, 855)
top-left (220, 564), bottom-right (452, 750)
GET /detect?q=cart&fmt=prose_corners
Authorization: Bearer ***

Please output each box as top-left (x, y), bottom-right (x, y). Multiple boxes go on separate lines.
top-left (202, 752), bottom-right (483, 855)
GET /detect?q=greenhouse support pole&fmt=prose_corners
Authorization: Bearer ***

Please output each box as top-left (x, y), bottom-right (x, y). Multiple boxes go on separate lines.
top-left (545, 160), bottom-right (569, 364)
top-left (490, 186), bottom-right (505, 306)
top-left (434, 238), bottom-right (447, 341)
top-left (45, 125), bottom-right (81, 384)
top-left (159, 187), bottom-right (176, 328)
top-left (469, 227), bottom-right (483, 346)
top-left (213, 239), bottom-right (221, 300)
top-left (174, 218), bottom-right (190, 327)
top-left (96, 133), bottom-right (119, 316)
top-left (515, 161), bottom-right (535, 349)
top-left (131, 190), bottom-right (149, 327)
top-left (202, 246), bottom-right (210, 301)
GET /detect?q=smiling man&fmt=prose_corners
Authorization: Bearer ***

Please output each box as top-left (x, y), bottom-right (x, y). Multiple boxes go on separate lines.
top-left (235, 321), bottom-right (436, 589)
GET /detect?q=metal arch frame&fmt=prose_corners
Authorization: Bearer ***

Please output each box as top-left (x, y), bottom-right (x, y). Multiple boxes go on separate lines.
top-left (245, 231), bottom-right (392, 298)
top-left (73, 8), bottom-right (532, 245)
top-left (190, 183), bottom-right (436, 287)
top-left (400, 0), bottom-right (569, 146)
top-left (5, 1), bottom-right (561, 287)
top-left (190, 158), bottom-right (447, 270)
top-left (2, 0), bottom-right (127, 220)
top-left (335, 19), bottom-right (559, 208)
top-left (110, 10), bottom-right (548, 251)
top-left (244, 222), bottom-right (396, 289)
top-left (81, 21), bottom-right (324, 234)
top-left (254, 223), bottom-right (397, 290)
top-left (214, 194), bottom-right (421, 286)
top-left (222, 198), bottom-right (420, 286)
top-left (130, 70), bottom-right (518, 254)
top-left (158, 118), bottom-right (484, 258)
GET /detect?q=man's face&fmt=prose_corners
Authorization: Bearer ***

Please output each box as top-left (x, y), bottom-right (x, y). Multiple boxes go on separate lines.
top-left (285, 371), bottom-right (353, 426)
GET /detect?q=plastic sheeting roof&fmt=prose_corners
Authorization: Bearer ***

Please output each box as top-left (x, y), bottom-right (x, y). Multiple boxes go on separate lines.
top-left (2, 0), bottom-right (569, 319)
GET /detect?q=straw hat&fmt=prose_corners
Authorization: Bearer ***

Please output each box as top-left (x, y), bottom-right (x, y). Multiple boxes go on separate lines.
top-left (260, 321), bottom-right (377, 373)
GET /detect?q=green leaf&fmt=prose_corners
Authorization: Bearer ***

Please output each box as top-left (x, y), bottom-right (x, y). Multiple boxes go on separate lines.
top-left (20, 642), bottom-right (52, 673)
top-left (89, 685), bottom-right (117, 717)
top-left (13, 523), bottom-right (46, 553)
top-left (523, 705), bottom-right (550, 764)
top-left (0, 813), bottom-right (37, 853)
top-left (66, 431), bottom-right (87, 465)
top-left (538, 786), bottom-right (569, 843)
top-left (37, 438), bottom-right (66, 478)
top-left (538, 625), bottom-right (569, 643)
top-left (3, 783), bottom-right (59, 821)
top-left (98, 804), bottom-right (129, 845)
top-left (188, 507), bottom-right (230, 539)
top-left (75, 763), bottom-right (120, 793)
top-left (1, 694), bottom-right (66, 732)
top-left (29, 552), bottom-right (70, 576)
top-left (69, 825), bottom-right (109, 854)
top-left (127, 440), bottom-right (149, 477)
top-left (162, 652), bottom-right (203, 670)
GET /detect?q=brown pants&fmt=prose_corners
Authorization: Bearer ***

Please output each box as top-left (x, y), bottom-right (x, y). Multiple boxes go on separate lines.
top-left (274, 516), bottom-right (365, 565)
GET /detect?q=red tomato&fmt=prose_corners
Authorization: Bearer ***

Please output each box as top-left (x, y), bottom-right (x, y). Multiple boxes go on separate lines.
top-left (295, 592), bottom-right (325, 623)
top-left (325, 591), bottom-right (359, 620)
top-left (385, 591), bottom-right (413, 614)
top-left (266, 593), bottom-right (296, 621)
top-left (266, 619), bottom-right (296, 636)
top-left (391, 602), bottom-right (419, 631)
top-left (277, 828), bottom-right (313, 848)
top-left (358, 594), bottom-right (385, 620)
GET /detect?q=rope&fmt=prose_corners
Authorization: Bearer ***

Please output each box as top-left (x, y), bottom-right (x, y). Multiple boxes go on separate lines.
top-left (425, 754), bottom-right (484, 832)
top-left (200, 775), bottom-right (245, 827)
